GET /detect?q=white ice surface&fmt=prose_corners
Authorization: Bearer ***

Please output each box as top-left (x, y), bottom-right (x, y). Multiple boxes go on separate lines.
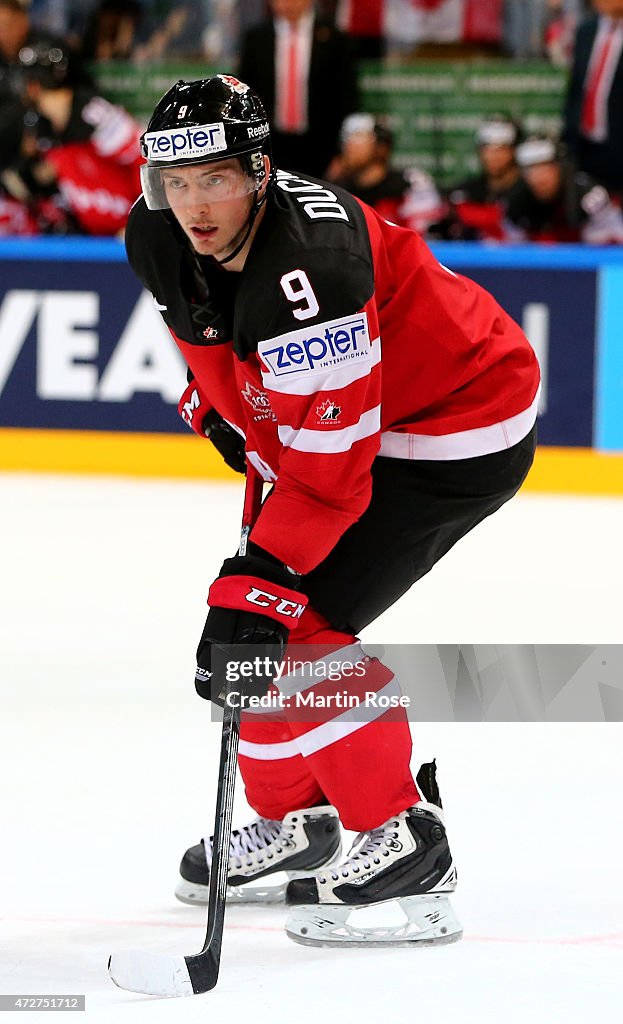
top-left (1, 474), bottom-right (622, 1022)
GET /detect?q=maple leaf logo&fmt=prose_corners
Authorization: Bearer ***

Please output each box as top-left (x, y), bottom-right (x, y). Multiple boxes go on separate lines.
top-left (316, 398), bottom-right (342, 422)
top-left (217, 75), bottom-right (249, 95)
top-left (241, 381), bottom-right (272, 411)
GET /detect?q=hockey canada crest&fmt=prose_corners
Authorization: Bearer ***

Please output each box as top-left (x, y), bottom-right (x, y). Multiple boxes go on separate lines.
top-left (217, 75), bottom-right (249, 95)
top-left (241, 382), bottom-right (276, 421)
top-left (316, 398), bottom-right (342, 423)
top-left (203, 325), bottom-right (219, 340)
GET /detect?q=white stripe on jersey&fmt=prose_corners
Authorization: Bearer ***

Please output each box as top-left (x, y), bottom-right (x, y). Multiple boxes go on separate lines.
top-left (379, 389), bottom-right (539, 461)
top-left (238, 679), bottom-right (402, 759)
top-left (278, 405), bottom-right (381, 454)
top-left (239, 736), bottom-right (299, 760)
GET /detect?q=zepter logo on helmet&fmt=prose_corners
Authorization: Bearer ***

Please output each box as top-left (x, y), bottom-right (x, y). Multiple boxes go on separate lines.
top-left (140, 75), bottom-right (272, 211)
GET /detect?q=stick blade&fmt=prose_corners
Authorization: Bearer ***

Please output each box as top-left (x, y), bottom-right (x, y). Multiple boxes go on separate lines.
top-left (108, 950), bottom-right (194, 998)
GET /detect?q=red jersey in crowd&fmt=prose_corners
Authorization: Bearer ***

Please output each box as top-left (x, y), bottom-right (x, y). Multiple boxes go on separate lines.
top-left (42, 90), bottom-right (142, 235)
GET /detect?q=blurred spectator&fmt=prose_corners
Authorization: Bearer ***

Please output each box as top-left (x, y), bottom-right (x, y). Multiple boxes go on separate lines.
top-left (81, 0), bottom-right (143, 60)
top-left (238, 0), bottom-right (359, 177)
top-left (543, 0), bottom-right (581, 64)
top-left (0, 89), bottom-right (36, 233)
top-left (504, 0), bottom-right (547, 56)
top-left (435, 114), bottom-right (531, 240)
top-left (0, 0), bottom-right (90, 77)
top-left (16, 39), bottom-right (142, 233)
top-left (0, 0), bottom-right (29, 170)
top-left (0, 0), bottom-right (93, 233)
top-left (453, 114), bottom-right (525, 201)
top-left (563, 0), bottom-right (623, 193)
top-left (328, 112), bottom-right (445, 234)
top-left (503, 0), bottom-right (583, 57)
top-left (0, 0), bottom-right (29, 68)
top-left (0, 0), bottom-right (90, 94)
top-left (29, 2), bottom-right (97, 49)
top-left (201, 1), bottom-right (239, 62)
top-left (511, 133), bottom-right (623, 241)
top-left (132, 3), bottom-right (193, 62)
top-left (133, 2), bottom-right (239, 63)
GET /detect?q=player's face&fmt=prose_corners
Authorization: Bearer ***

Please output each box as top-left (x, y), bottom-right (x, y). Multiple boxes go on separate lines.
top-left (162, 158), bottom-right (258, 259)
top-left (524, 162), bottom-right (561, 201)
top-left (341, 132), bottom-right (377, 173)
top-left (480, 144), bottom-right (515, 177)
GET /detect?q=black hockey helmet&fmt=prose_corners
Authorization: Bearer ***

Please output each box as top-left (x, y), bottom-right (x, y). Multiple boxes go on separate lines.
top-left (140, 75), bottom-right (272, 212)
top-left (476, 113), bottom-right (524, 149)
top-left (17, 40), bottom-right (74, 89)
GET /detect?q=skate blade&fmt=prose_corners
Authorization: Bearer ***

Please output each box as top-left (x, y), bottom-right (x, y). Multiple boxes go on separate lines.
top-left (175, 870), bottom-right (306, 906)
top-left (285, 894), bottom-right (463, 948)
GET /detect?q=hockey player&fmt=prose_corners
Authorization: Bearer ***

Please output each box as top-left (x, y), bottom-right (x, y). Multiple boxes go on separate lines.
top-left (126, 76), bottom-right (540, 947)
top-left (329, 112), bottom-right (445, 236)
top-left (512, 134), bottom-right (623, 244)
top-left (17, 41), bottom-right (142, 235)
top-left (437, 113), bottom-right (532, 241)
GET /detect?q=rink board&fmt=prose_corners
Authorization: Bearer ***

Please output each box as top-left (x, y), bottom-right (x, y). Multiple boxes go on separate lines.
top-left (2, 428), bottom-right (623, 496)
top-left (1, 239), bottom-right (623, 493)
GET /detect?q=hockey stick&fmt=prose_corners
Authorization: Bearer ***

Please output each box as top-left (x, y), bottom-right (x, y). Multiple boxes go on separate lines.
top-left (108, 465), bottom-right (264, 997)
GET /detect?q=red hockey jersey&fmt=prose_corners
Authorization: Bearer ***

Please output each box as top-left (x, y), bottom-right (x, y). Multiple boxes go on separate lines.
top-left (44, 91), bottom-right (142, 235)
top-left (126, 170), bottom-right (539, 573)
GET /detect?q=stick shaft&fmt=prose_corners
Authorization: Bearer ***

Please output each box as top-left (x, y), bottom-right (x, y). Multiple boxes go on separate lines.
top-left (186, 466), bottom-right (264, 992)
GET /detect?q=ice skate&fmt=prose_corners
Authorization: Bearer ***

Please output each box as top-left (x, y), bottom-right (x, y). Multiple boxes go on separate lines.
top-left (285, 763), bottom-right (462, 946)
top-left (175, 805), bottom-right (341, 904)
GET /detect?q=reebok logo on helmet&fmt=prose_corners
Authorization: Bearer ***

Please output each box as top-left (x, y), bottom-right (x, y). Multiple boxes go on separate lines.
top-left (143, 123), bottom-right (227, 161)
top-left (247, 122), bottom-right (269, 140)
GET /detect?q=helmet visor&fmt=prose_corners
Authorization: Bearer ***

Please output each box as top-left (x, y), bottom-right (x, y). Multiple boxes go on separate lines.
top-left (140, 161), bottom-right (257, 211)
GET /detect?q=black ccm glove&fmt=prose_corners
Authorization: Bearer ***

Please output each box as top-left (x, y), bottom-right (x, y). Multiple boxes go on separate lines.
top-left (178, 379), bottom-right (246, 474)
top-left (195, 554), bottom-right (308, 706)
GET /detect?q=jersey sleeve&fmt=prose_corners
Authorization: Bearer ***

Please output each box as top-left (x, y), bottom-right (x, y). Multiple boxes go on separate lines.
top-left (81, 95), bottom-right (142, 168)
top-left (248, 248), bottom-right (381, 575)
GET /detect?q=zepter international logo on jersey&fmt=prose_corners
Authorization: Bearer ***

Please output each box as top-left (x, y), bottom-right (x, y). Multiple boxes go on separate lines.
top-left (143, 123), bottom-right (227, 161)
top-left (258, 313), bottom-right (371, 382)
